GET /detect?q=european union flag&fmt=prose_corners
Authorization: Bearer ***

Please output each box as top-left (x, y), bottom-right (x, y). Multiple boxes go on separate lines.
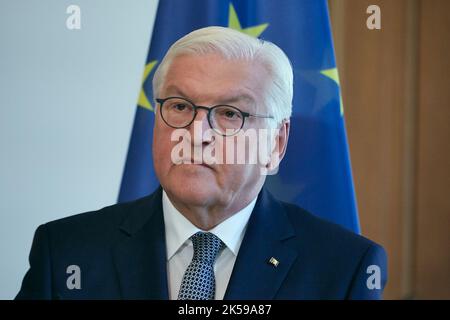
top-left (118, 0), bottom-right (360, 233)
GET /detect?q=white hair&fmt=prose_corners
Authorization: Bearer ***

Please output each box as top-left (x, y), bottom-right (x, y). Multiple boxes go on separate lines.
top-left (152, 26), bottom-right (293, 125)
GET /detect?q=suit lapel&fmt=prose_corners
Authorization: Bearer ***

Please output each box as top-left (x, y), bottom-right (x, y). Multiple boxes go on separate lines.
top-left (224, 188), bottom-right (298, 300)
top-left (112, 187), bottom-right (169, 299)
top-left (111, 186), bottom-right (297, 300)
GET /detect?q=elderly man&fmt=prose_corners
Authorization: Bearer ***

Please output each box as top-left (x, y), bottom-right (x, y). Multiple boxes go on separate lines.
top-left (17, 27), bottom-right (387, 300)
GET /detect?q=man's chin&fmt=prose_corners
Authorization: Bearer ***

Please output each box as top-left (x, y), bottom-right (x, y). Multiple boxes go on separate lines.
top-left (164, 170), bottom-right (218, 201)
top-left (168, 184), bottom-right (218, 207)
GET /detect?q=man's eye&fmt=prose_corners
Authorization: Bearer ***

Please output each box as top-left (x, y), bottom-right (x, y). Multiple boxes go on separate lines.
top-left (219, 109), bottom-right (242, 120)
top-left (224, 110), bottom-right (237, 118)
top-left (172, 103), bottom-right (187, 111)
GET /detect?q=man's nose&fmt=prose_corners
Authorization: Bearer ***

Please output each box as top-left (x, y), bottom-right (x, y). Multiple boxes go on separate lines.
top-left (189, 108), bottom-right (213, 145)
top-left (195, 108), bottom-right (210, 129)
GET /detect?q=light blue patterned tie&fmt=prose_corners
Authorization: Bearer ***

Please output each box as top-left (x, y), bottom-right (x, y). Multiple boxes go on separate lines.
top-left (178, 232), bottom-right (225, 300)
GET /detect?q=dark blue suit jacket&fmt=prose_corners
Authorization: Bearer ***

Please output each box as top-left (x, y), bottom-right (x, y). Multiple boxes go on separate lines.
top-left (16, 187), bottom-right (387, 299)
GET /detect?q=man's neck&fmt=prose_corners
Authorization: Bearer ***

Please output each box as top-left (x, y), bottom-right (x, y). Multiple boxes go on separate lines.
top-left (165, 189), bottom-right (260, 230)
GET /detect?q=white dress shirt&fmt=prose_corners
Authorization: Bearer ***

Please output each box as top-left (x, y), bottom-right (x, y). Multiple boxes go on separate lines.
top-left (162, 190), bottom-right (256, 300)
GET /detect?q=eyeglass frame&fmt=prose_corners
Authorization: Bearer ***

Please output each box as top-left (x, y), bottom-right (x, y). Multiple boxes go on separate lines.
top-left (155, 96), bottom-right (274, 136)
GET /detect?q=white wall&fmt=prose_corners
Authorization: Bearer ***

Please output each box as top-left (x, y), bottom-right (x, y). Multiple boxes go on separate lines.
top-left (0, 0), bottom-right (158, 299)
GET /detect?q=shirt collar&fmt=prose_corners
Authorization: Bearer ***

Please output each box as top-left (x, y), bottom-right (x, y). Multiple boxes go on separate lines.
top-left (162, 190), bottom-right (256, 260)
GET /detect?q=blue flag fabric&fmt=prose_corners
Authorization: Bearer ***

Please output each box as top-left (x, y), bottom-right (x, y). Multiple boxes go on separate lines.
top-left (118, 0), bottom-right (360, 233)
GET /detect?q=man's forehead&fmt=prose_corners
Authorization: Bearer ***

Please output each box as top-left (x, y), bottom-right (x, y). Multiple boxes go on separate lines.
top-left (163, 83), bottom-right (257, 105)
top-left (160, 53), bottom-right (267, 109)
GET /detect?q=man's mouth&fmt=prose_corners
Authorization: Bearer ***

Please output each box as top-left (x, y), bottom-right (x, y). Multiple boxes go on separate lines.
top-left (178, 158), bottom-right (215, 170)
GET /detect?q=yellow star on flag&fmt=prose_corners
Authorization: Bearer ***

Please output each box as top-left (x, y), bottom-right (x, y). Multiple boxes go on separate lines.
top-left (321, 68), bottom-right (344, 116)
top-left (228, 3), bottom-right (268, 37)
top-left (138, 60), bottom-right (158, 111)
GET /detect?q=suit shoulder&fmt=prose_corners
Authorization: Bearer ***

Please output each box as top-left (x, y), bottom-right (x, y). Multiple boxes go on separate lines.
top-left (42, 195), bottom-right (153, 236)
top-left (281, 201), bottom-right (381, 253)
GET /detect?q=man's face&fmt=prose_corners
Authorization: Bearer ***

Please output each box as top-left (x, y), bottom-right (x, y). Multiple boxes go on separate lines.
top-left (152, 53), bottom-right (273, 209)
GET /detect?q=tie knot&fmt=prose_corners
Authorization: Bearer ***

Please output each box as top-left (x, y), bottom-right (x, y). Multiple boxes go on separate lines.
top-left (190, 232), bottom-right (224, 264)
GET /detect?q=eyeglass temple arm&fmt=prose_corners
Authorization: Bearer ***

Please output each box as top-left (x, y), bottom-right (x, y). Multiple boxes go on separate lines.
top-left (247, 113), bottom-right (274, 119)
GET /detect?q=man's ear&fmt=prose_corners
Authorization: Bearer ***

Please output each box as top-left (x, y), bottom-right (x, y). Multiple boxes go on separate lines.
top-left (266, 119), bottom-right (290, 173)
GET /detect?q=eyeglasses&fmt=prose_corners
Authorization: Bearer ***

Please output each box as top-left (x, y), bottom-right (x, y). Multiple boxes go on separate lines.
top-left (156, 96), bottom-right (274, 136)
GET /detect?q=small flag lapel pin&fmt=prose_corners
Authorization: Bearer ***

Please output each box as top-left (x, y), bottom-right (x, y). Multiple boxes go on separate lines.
top-left (269, 257), bottom-right (279, 267)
